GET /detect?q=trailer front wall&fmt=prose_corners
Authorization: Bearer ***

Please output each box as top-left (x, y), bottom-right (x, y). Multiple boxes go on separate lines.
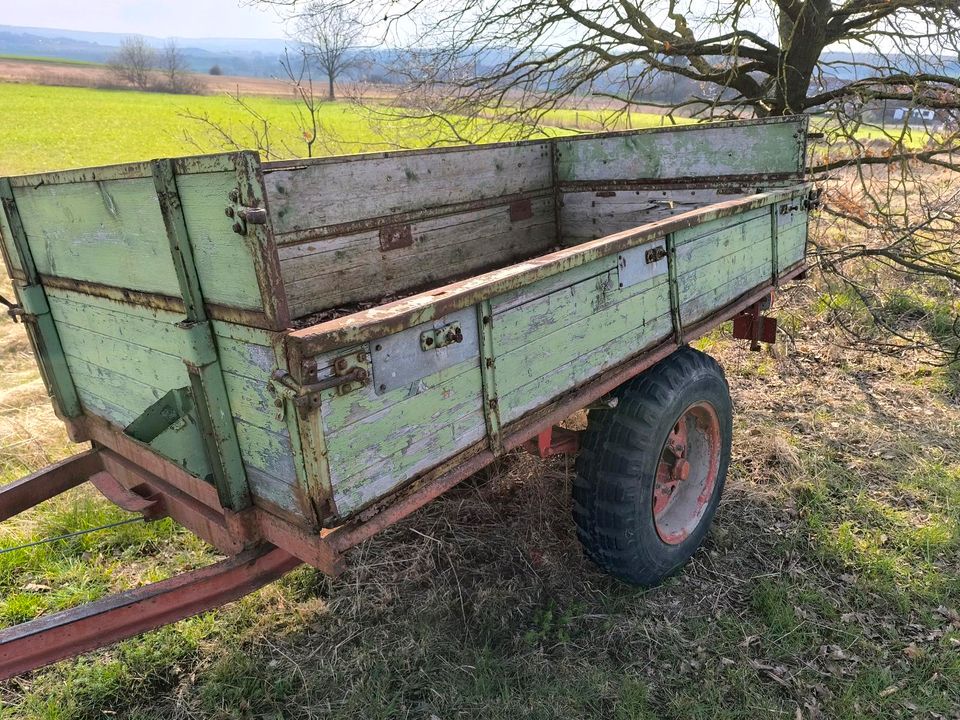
top-left (265, 142), bottom-right (557, 319)
top-left (0, 156), bottom-right (314, 520)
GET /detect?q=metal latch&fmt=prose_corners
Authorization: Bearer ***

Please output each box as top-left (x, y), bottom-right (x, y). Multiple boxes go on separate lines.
top-left (225, 187), bottom-right (268, 235)
top-left (270, 359), bottom-right (370, 419)
top-left (0, 294), bottom-right (27, 323)
top-left (420, 321), bottom-right (463, 351)
top-left (803, 187), bottom-right (823, 211)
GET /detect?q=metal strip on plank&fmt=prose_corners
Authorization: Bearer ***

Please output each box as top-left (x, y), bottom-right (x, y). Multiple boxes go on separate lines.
top-left (151, 159), bottom-right (251, 511)
top-left (665, 232), bottom-right (683, 345)
top-left (477, 299), bottom-right (503, 455)
top-left (234, 151), bottom-right (291, 330)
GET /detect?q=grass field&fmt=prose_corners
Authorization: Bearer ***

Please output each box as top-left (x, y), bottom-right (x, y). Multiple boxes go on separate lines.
top-left (0, 82), bottom-right (531, 176)
top-left (0, 80), bottom-right (958, 719)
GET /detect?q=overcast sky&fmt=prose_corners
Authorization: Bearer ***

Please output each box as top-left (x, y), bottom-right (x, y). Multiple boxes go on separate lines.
top-left (4, 0), bottom-right (289, 39)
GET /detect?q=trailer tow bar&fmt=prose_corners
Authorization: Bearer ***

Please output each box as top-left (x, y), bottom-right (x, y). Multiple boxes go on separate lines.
top-left (0, 448), bottom-right (302, 680)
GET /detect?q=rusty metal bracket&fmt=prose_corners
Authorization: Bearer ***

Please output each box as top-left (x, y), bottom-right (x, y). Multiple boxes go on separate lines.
top-left (271, 358), bottom-right (370, 418)
top-left (0, 544), bottom-right (300, 681)
top-left (0, 293), bottom-right (27, 323)
top-left (732, 298), bottom-right (778, 351)
top-left (379, 223), bottom-right (413, 251)
top-left (522, 425), bottom-right (581, 458)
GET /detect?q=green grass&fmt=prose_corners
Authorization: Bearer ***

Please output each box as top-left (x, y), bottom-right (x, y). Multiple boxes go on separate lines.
top-left (0, 82), bottom-right (567, 176)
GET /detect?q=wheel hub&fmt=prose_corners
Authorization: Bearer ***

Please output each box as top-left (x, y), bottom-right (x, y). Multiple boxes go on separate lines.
top-left (652, 402), bottom-right (721, 545)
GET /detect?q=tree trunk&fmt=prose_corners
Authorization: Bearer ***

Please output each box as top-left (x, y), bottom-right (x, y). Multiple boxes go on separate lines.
top-left (328, 73), bottom-right (335, 101)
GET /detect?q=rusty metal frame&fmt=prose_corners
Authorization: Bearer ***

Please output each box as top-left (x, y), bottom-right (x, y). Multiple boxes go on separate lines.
top-left (0, 448), bottom-right (102, 522)
top-left (0, 544), bottom-right (300, 681)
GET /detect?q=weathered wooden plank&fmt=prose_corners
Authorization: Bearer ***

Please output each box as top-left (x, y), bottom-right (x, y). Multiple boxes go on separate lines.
top-left (494, 282), bottom-right (672, 426)
top-left (0, 206), bottom-right (22, 275)
top-left (12, 179), bottom-right (181, 295)
top-left (214, 332), bottom-right (278, 381)
top-left (556, 118), bottom-right (806, 183)
top-left (680, 261), bottom-right (773, 325)
top-left (64, 354), bottom-right (167, 427)
top-left (46, 289), bottom-right (185, 353)
top-left (324, 360), bottom-right (485, 514)
top-left (265, 142), bottom-right (553, 237)
top-left (281, 197), bottom-right (556, 316)
top-left (674, 212), bottom-right (771, 281)
top-left (53, 319), bottom-right (186, 392)
top-left (331, 404), bottom-right (487, 515)
top-left (233, 417), bottom-right (299, 492)
top-left (491, 256), bottom-right (617, 314)
top-left (176, 171), bottom-right (266, 311)
top-left (559, 189), bottom-right (729, 244)
top-left (502, 310), bottom-right (675, 423)
top-left (778, 223), bottom-right (807, 267)
top-left (494, 268), bottom-right (620, 351)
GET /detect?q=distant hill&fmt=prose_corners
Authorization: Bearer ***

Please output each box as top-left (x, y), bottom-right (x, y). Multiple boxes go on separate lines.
top-left (0, 25), bottom-right (292, 78)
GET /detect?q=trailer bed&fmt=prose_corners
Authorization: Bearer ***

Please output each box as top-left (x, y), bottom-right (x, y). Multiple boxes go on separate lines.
top-left (0, 116), bottom-right (812, 552)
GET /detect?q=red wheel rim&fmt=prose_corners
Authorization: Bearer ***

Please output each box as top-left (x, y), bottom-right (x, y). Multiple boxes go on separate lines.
top-left (652, 402), bottom-right (721, 545)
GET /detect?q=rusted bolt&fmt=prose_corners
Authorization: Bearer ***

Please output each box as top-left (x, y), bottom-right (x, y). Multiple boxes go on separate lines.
top-left (425, 336), bottom-right (434, 347)
top-left (225, 207), bottom-right (235, 218)
top-left (379, 383), bottom-right (386, 392)
top-left (232, 222), bottom-right (244, 234)
top-left (333, 357), bottom-right (348, 373)
top-left (228, 188), bottom-right (240, 202)
top-left (482, 316), bottom-right (491, 325)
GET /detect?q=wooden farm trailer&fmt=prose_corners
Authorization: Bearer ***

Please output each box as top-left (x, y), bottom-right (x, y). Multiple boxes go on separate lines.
top-left (0, 116), bottom-right (814, 677)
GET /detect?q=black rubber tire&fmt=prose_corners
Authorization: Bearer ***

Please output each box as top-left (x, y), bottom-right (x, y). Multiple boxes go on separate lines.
top-left (572, 346), bottom-right (732, 586)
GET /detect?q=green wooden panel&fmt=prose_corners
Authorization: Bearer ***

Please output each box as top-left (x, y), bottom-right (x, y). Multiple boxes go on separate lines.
top-left (677, 241), bottom-right (772, 302)
top-left (681, 262), bottom-right (772, 325)
top-left (176, 171), bottom-right (266, 311)
top-left (778, 222), bottom-right (808, 268)
top-left (504, 310), bottom-right (674, 423)
top-left (64, 353), bottom-right (167, 427)
top-left (495, 278), bottom-right (673, 422)
top-left (556, 118), bottom-right (806, 182)
top-left (0, 208), bottom-right (21, 275)
top-left (322, 359), bottom-right (485, 515)
top-left (234, 417), bottom-right (299, 492)
top-left (47, 285), bottom-right (301, 514)
top-left (13, 179), bottom-right (180, 294)
top-left (331, 398), bottom-right (486, 515)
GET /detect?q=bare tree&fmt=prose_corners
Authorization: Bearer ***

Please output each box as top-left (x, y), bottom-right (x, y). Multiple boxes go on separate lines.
top-left (180, 48), bottom-right (343, 159)
top-left (158, 40), bottom-right (200, 94)
top-left (259, 0), bottom-right (960, 366)
top-left (294, 2), bottom-right (361, 100)
top-left (108, 36), bottom-right (156, 91)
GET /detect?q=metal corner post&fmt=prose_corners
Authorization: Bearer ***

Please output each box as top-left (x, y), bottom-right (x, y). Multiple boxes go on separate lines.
top-left (151, 158), bottom-right (252, 511)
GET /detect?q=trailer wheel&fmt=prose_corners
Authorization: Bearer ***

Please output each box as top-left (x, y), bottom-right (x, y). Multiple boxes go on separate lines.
top-left (572, 347), bottom-right (732, 586)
